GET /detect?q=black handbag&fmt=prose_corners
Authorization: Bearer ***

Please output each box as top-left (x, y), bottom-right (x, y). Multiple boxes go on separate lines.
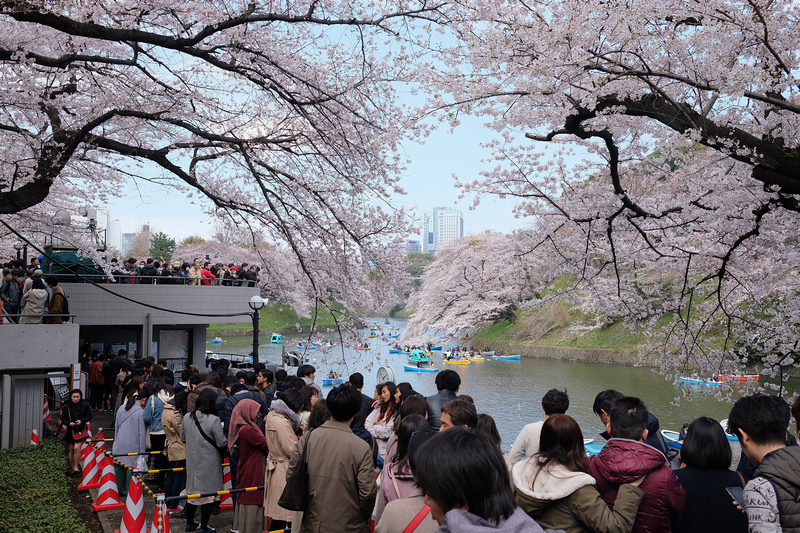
top-left (278, 429), bottom-right (314, 511)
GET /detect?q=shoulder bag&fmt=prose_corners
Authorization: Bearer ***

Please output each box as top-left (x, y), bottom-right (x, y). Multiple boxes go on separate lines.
top-left (192, 413), bottom-right (229, 459)
top-left (278, 428), bottom-right (314, 511)
top-left (67, 406), bottom-right (90, 441)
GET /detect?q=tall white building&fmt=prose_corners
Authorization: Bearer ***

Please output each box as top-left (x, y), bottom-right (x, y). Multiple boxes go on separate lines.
top-left (422, 207), bottom-right (464, 254)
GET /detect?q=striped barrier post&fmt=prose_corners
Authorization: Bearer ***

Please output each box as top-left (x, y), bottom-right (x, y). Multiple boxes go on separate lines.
top-left (220, 458), bottom-right (233, 511)
top-left (30, 428), bottom-right (39, 445)
top-left (149, 494), bottom-right (169, 533)
top-left (91, 454), bottom-right (125, 511)
top-left (78, 443), bottom-right (101, 490)
top-left (117, 477), bottom-right (146, 533)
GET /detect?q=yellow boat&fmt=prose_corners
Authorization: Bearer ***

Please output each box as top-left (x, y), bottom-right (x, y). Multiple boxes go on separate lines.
top-left (445, 359), bottom-right (469, 366)
top-left (466, 357), bottom-right (485, 362)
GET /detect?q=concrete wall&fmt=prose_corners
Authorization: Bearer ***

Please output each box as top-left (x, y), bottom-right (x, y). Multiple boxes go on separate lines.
top-left (64, 283), bottom-right (257, 325)
top-left (0, 324), bottom-right (80, 370)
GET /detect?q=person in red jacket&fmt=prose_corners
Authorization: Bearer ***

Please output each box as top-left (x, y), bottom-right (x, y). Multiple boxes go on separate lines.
top-left (200, 262), bottom-right (216, 286)
top-left (589, 396), bottom-right (684, 533)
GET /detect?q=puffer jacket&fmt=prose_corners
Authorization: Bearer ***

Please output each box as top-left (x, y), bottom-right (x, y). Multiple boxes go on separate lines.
top-left (513, 457), bottom-right (643, 533)
top-left (437, 507), bottom-right (547, 533)
top-left (589, 439), bottom-right (684, 533)
top-left (751, 445), bottom-right (800, 532)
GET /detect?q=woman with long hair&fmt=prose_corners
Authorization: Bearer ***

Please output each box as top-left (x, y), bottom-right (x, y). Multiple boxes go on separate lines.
top-left (298, 385), bottom-right (319, 432)
top-left (181, 388), bottom-right (227, 532)
top-left (374, 414), bottom-right (431, 524)
top-left (162, 389), bottom-right (188, 518)
top-left (112, 387), bottom-right (149, 497)
top-left (263, 388), bottom-right (304, 532)
top-left (365, 382), bottom-right (397, 459)
top-left (229, 399), bottom-right (268, 533)
top-left (61, 388), bottom-right (92, 475)
top-left (513, 414), bottom-right (645, 533)
top-left (673, 417), bottom-right (747, 533)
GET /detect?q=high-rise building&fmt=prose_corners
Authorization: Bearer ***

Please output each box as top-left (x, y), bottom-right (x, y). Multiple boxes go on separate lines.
top-left (422, 207), bottom-right (464, 254)
top-left (406, 239), bottom-right (421, 254)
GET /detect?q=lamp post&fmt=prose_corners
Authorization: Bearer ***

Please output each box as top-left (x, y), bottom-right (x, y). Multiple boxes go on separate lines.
top-left (248, 295), bottom-right (267, 366)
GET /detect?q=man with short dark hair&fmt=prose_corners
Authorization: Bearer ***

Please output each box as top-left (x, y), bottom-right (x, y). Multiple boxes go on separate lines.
top-left (509, 388), bottom-right (569, 463)
top-left (593, 389), bottom-right (670, 456)
top-left (426, 369), bottom-right (461, 430)
top-left (439, 399), bottom-right (477, 431)
top-left (288, 385), bottom-right (376, 531)
top-left (1, 268), bottom-right (22, 323)
top-left (348, 372), bottom-right (374, 423)
top-left (257, 369), bottom-right (275, 401)
top-left (729, 394), bottom-right (800, 531)
top-left (297, 363), bottom-right (321, 394)
top-left (589, 396), bottom-right (684, 533)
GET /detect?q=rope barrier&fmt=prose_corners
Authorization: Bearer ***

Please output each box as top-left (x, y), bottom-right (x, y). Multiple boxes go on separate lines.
top-left (164, 486), bottom-right (264, 502)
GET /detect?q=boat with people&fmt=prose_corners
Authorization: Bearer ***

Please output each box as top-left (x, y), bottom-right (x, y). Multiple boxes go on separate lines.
top-left (478, 350), bottom-right (495, 356)
top-left (716, 374), bottom-right (759, 381)
top-left (445, 359), bottom-right (469, 366)
top-left (404, 365), bottom-right (438, 373)
top-left (388, 349), bottom-right (410, 354)
top-left (466, 357), bottom-right (485, 362)
top-left (492, 354), bottom-right (521, 361)
top-left (719, 419), bottom-right (740, 442)
top-left (677, 376), bottom-right (722, 386)
top-left (408, 350), bottom-right (431, 365)
top-left (211, 337), bottom-right (224, 344)
top-left (270, 333), bottom-right (282, 343)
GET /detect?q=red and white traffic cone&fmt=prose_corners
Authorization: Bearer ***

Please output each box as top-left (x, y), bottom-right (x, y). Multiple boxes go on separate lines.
top-left (42, 395), bottom-right (52, 423)
top-left (30, 428), bottom-right (40, 445)
top-left (96, 428), bottom-right (106, 452)
top-left (116, 477), bottom-right (146, 533)
top-left (78, 444), bottom-right (101, 490)
top-left (220, 457), bottom-right (233, 511)
top-left (91, 454), bottom-right (125, 512)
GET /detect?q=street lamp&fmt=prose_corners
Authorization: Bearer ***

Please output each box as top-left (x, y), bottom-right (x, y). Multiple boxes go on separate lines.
top-left (248, 295), bottom-right (267, 366)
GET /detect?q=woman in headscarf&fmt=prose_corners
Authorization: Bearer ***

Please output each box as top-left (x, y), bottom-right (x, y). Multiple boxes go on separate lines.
top-left (263, 388), bottom-right (304, 531)
top-left (229, 399), bottom-right (268, 533)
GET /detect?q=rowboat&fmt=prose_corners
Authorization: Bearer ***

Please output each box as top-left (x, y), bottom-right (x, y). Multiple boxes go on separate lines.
top-left (677, 376), bottom-right (722, 386)
top-left (322, 378), bottom-right (344, 386)
top-left (404, 365), bottom-right (438, 373)
top-left (211, 337), bottom-right (223, 344)
top-left (296, 345), bottom-right (316, 350)
top-left (388, 349), bottom-right (409, 354)
top-left (716, 374), bottom-right (760, 382)
top-left (466, 357), bottom-right (485, 362)
top-left (585, 442), bottom-right (604, 456)
top-left (661, 430), bottom-right (683, 449)
top-left (356, 347), bottom-right (371, 351)
top-left (719, 419), bottom-right (739, 442)
top-left (492, 354), bottom-right (521, 361)
top-left (367, 334), bottom-right (378, 338)
top-left (445, 359), bottom-right (469, 366)
top-left (431, 346), bottom-right (442, 351)
top-left (478, 351), bottom-right (495, 356)
top-left (460, 336), bottom-right (470, 340)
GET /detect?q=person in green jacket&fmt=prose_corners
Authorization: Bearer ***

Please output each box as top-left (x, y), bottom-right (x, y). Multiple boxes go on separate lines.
top-left (513, 414), bottom-right (645, 533)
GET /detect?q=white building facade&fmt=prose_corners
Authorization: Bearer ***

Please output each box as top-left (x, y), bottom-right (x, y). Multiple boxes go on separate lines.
top-left (422, 207), bottom-right (464, 254)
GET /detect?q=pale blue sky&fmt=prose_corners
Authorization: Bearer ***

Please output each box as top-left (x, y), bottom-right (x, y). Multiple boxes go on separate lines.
top-left (105, 115), bottom-right (533, 243)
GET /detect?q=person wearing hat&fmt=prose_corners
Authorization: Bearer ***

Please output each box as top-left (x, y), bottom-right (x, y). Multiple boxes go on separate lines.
top-left (22, 268), bottom-right (43, 297)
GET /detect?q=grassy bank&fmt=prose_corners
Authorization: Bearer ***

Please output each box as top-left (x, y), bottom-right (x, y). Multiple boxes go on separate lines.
top-left (471, 301), bottom-right (645, 353)
top-left (0, 437), bottom-right (91, 533)
top-left (207, 301), bottom-right (356, 337)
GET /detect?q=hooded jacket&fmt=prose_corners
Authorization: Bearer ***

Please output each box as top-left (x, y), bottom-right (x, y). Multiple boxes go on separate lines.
top-left (746, 446), bottom-right (800, 532)
top-left (589, 439), bottom-right (684, 533)
top-left (513, 457), bottom-right (643, 533)
top-left (437, 507), bottom-right (547, 533)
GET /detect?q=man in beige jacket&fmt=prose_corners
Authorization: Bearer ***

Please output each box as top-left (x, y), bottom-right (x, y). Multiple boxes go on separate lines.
top-left (287, 384), bottom-right (377, 532)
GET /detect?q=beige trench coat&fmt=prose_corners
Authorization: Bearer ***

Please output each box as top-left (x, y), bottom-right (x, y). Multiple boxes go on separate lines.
top-left (263, 410), bottom-right (298, 522)
top-left (287, 419), bottom-right (377, 533)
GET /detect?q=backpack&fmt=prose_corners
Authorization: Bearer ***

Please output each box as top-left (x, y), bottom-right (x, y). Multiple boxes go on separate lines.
top-left (60, 293), bottom-right (70, 316)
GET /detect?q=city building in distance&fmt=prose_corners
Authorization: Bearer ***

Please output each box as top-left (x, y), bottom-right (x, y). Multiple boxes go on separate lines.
top-left (422, 207), bottom-right (464, 255)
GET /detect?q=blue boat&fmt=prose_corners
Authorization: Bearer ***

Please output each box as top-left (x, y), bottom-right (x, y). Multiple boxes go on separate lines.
top-left (492, 354), bottom-right (521, 361)
top-left (404, 365), bottom-right (438, 373)
top-left (661, 430), bottom-right (682, 450)
top-left (297, 345), bottom-right (316, 350)
top-left (270, 334), bottom-right (282, 343)
top-left (322, 378), bottom-right (344, 386)
top-left (431, 346), bottom-right (442, 351)
top-left (585, 442), bottom-right (604, 456)
top-left (389, 349), bottom-right (409, 354)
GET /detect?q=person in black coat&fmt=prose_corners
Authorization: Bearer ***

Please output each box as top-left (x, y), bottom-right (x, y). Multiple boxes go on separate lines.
top-left (62, 388), bottom-right (92, 475)
top-left (425, 370), bottom-right (461, 430)
top-left (673, 417), bottom-right (747, 533)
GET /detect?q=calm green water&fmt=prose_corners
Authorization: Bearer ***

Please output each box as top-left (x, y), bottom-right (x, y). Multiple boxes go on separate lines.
top-left (209, 318), bottom-right (745, 454)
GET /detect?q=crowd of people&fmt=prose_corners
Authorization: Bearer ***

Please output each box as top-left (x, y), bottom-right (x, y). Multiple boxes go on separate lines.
top-left (108, 257), bottom-right (260, 286)
top-left (2, 257), bottom-right (68, 323)
top-left (65, 357), bottom-right (800, 533)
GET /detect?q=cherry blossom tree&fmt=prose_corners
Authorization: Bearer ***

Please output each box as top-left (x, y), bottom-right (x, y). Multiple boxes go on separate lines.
top-left (403, 232), bottom-right (536, 342)
top-left (424, 0), bottom-right (800, 387)
top-left (0, 0), bottom-right (445, 312)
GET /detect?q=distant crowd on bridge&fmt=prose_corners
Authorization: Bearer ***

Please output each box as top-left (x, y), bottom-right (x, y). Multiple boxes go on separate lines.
top-left (61, 351), bottom-right (800, 533)
top-left (108, 257), bottom-right (260, 287)
top-left (2, 256), bottom-right (67, 324)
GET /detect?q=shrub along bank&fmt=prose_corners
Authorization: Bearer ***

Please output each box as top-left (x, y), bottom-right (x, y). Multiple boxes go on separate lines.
top-left (0, 436), bottom-right (90, 533)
